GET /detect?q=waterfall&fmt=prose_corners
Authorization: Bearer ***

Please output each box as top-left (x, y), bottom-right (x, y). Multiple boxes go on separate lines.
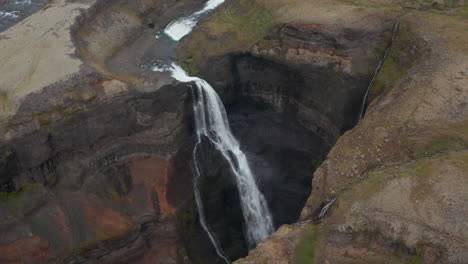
top-left (151, 0), bottom-right (274, 260)
top-left (318, 198), bottom-right (337, 220)
top-left (169, 64), bottom-right (275, 248)
top-left (358, 20), bottom-right (400, 121)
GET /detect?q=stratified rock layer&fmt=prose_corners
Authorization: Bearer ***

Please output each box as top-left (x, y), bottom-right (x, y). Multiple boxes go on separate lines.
top-left (216, 0), bottom-right (467, 263)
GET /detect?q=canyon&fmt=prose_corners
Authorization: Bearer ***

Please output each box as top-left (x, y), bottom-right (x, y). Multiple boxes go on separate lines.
top-left (0, 0), bottom-right (467, 263)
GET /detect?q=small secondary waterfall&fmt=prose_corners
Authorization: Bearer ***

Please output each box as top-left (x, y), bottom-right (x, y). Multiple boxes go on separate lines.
top-left (358, 20), bottom-right (400, 121)
top-left (318, 198), bottom-right (337, 220)
top-left (168, 64), bottom-right (275, 247)
top-left (192, 143), bottom-right (231, 264)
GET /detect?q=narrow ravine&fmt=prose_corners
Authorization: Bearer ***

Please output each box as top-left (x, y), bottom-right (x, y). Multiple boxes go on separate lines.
top-left (152, 1), bottom-right (275, 262)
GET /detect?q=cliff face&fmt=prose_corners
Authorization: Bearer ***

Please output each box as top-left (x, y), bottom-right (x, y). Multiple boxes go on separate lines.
top-left (0, 81), bottom-right (195, 263)
top-left (200, 1), bottom-right (466, 264)
top-left (0, 0), bottom-right (467, 263)
top-left (0, 0), bottom-right (199, 263)
top-left (175, 0), bottom-right (468, 263)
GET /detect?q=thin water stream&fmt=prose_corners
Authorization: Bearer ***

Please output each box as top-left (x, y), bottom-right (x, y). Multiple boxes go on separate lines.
top-left (358, 20), bottom-right (400, 121)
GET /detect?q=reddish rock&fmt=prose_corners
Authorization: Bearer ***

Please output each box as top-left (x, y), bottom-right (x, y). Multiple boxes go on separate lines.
top-left (0, 236), bottom-right (50, 264)
top-left (84, 194), bottom-right (133, 237)
top-left (141, 239), bottom-right (181, 264)
top-left (53, 207), bottom-right (73, 248)
top-left (124, 156), bottom-right (175, 217)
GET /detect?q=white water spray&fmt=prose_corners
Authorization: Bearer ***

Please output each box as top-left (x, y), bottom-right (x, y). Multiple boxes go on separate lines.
top-left (168, 63), bottom-right (275, 248)
top-left (318, 198), bottom-right (337, 220)
top-left (164, 0), bottom-right (226, 41)
top-left (0, 11), bottom-right (20, 19)
top-left (13, 0), bottom-right (33, 5)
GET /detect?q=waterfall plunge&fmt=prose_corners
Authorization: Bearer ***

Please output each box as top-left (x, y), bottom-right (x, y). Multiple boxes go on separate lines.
top-left (168, 63), bottom-right (275, 249)
top-left (153, 0), bottom-right (274, 260)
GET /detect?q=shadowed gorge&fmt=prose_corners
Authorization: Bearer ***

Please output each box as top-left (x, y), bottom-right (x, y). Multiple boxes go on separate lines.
top-left (0, 0), bottom-right (467, 263)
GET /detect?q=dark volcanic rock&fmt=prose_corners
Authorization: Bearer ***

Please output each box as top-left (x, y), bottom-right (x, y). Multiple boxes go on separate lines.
top-left (0, 146), bottom-right (18, 192)
top-left (228, 100), bottom-right (330, 227)
top-left (0, 80), bottom-right (196, 263)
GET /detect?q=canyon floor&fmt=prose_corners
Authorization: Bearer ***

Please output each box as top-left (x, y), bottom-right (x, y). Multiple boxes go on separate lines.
top-left (0, 0), bottom-right (467, 263)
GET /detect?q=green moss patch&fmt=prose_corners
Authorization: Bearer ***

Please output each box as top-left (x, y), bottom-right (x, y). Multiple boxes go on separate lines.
top-left (336, 0), bottom-right (466, 16)
top-left (207, 0), bottom-right (275, 40)
top-left (369, 22), bottom-right (419, 101)
top-left (0, 183), bottom-right (46, 208)
top-left (96, 230), bottom-right (131, 242)
top-left (178, 0), bottom-right (275, 70)
top-left (415, 136), bottom-right (466, 158)
top-left (0, 90), bottom-right (17, 116)
top-left (51, 229), bottom-right (133, 262)
top-left (405, 122), bottom-right (468, 158)
top-left (407, 254), bottom-right (423, 264)
top-left (180, 56), bottom-right (199, 76)
top-left (104, 179), bottom-right (129, 204)
top-left (335, 0), bottom-right (396, 9)
top-left (176, 195), bottom-right (198, 239)
top-left (423, 0), bottom-right (468, 18)
top-left (0, 184), bottom-right (34, 201)
top-left (0, 183), bottom-right (48, 220)
top-left (335, 152), bottom-right (468, 217)
top-left (294, 227), bottom-right (318, 264)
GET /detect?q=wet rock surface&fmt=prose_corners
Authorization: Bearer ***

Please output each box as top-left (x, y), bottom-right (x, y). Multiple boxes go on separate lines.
top-left (228, 100), bottom-right (330, 227)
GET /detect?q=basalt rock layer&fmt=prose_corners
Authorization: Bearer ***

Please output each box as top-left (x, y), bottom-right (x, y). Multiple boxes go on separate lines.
top-left (0, 80), bottom-right (196, 263)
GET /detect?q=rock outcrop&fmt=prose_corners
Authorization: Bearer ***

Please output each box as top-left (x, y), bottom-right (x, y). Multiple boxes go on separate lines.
top-left (0, 0), bottom-right (201, 262)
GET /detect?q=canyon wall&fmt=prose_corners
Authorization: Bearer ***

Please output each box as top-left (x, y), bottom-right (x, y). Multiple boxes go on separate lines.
top-left (0, 0), bottom-right (466, 263)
